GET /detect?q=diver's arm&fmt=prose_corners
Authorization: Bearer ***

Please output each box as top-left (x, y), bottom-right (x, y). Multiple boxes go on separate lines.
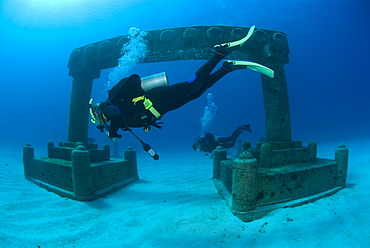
top-left (108, 118), bottom-right (122, 138)
top-left (103, 107), bottom-right (122, 138)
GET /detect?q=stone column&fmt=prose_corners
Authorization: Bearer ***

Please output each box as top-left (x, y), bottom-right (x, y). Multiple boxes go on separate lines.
top-left (23, 143), bottom-right (34, 177)
top-left (72, 145), bottom-right (92, 197)
top-left (260, 64), bottom-right (292, 142)
top-left (335, 143), bottom-right (349, 186)
top-left (111, 141), bottom-right (122, 158)
top-left (47, 141), bottom-right (55, 158)
top-left (103, 144), bottom-right (111, 161)
top-left (309, 140), bottom-right (317, 162)
top-left (124, 147), bottom-right (138, 178)
top-left (242, 141), bottom-right (251, 152)
top-left (212, 146), bottom-right (227, 179)
top-left (67, 73), bottom-right (95, 143)
top-left (259, 142), bottom-right (272, 168)
top-left (231, 151), bottom-right (258, 212)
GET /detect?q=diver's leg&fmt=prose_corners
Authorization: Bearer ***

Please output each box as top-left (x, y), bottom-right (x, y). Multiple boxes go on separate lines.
top-left (218, 128), bottom-right (245, 148)
top-left (217, 137), bottom-right (234, 149)
top-left (147, 82), bottom-right (202, 114)
top-left (229, 128), bottom-right (244, 146)
top-left (148, 67), bottom-right (228, 115)
top-left (194, 25), bottom-right (257, 78)
top-left (191, 53), bottom-right (225, 80)
top-left (151, 61), bottom-right (233, 114)
top-left (201, 64), bottom-right (230, 88)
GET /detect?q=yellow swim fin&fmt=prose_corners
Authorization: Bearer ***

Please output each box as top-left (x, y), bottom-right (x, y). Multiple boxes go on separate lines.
top-left (224, 60), bottom-right (275, 78)
top-left (214, 25), bottom-right (256, 49)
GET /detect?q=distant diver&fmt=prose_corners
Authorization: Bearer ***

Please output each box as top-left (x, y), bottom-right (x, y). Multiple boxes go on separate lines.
top-left (89, 25), bottom-right (274, 160)
top-left (192, 125), bottom-right (252, 156)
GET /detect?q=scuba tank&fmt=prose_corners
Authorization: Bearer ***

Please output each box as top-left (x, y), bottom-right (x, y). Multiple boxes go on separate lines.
top-left (141, 72), bottom-right (168, 92)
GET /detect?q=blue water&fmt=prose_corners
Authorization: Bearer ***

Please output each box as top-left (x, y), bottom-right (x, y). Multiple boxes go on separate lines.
top-left (1, 0), bottom-right (369, 156)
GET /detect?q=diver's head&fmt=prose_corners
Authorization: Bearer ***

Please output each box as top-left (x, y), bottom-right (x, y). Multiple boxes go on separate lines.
top-left (192, 141), bottom-right (201, 151)
top-left (89, 99), bottom-right (110, 132)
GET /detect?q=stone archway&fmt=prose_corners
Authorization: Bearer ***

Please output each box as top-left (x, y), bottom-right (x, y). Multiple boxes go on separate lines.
top-left (67, 25), bottom-right (291, 144)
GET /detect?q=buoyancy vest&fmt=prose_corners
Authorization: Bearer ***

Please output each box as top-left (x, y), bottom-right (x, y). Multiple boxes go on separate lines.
top-left (108, 74), bottom-right (163, 131)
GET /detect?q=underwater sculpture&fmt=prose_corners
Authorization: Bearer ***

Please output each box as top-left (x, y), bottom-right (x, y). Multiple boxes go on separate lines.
top-left (23, 25), bottom-right (347, 214)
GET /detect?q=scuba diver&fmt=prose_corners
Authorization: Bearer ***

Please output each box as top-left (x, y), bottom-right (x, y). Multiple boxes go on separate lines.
top-left (192, 125), bottom-right (252, 155)
top-left (90, 25), bottom-right (274, 160)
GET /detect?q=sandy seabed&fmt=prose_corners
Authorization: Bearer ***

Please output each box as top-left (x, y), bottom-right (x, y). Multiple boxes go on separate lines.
top-left (1, 139), bottom-right (369, 248)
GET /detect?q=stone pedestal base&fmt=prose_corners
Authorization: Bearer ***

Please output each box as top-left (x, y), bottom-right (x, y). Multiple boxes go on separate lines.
top-left (212, 141), bottom-right (348, 222)
top-left (23, 141), bottom-right (138, 201)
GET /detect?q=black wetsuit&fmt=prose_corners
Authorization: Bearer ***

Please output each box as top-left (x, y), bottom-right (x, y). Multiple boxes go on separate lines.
top-left (102, 53), bottom-right (229, 138)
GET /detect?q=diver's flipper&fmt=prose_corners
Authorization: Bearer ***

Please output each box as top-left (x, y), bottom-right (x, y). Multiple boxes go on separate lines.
top-left (224, 60), bottom-right (275, 78)
top-left (214, 25), bottom-right (256, 50)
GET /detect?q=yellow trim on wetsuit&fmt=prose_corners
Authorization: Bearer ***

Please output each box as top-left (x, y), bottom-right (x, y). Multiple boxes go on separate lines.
top-left (132, 96), bottom-right (145, 103)
top-left (132, 95), bottom-right (161, 118)
top-left (89, 98), bottom-right (96, 123)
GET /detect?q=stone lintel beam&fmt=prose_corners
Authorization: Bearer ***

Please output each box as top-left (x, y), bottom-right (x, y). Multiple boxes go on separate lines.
top-left (67, 25), bottom-right (290, 75)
